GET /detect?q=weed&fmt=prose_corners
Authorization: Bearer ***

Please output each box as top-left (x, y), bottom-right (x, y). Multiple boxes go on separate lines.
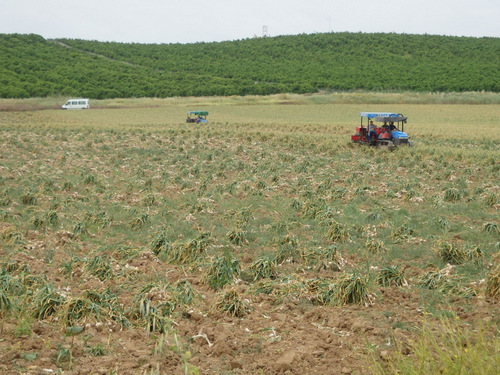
top-left (153, 331), bottom-right (200, 375)
top-left (86, 343), bottom-right (107, 357)
top-left (55, 343), bottom-right (74, 369)
top-left (14, 318), bottom-right (32, 338)
top-left (20, 352), bottom-right (38, 361)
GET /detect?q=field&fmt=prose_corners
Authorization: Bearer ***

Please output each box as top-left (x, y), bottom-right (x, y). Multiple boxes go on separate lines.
top-left (0, 94), bottom-right (499, 374)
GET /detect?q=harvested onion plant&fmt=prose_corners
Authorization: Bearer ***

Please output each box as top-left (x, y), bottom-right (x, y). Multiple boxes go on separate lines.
top-left (213, 288), bottom-right (249, 317)
top-left (376, 266), bottom-right (407, 287)
top-left (485, 263), bottom-right (500, 299)
top-left (326, 221), bottom-right (350, 243)
top-left (203, 251), bottom-right (240, 290)
top-left (249, 255), bottom-right (279, 281)
top-left (300, 246), bottom-right (344, 271)
top-left (30, 283), bottom-right (65, 320)
top-left (317, 273), bottom-right (369, 306)
top-left (433, 241), bottom-right (468, 265)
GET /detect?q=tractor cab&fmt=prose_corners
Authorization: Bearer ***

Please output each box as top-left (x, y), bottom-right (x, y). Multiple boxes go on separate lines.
top-left (351, 112), bottom-right (413, 150)
top-left (186, 111), bottom-right (209, 124)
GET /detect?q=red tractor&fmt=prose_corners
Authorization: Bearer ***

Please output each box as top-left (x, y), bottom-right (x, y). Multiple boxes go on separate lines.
top-left (351, 112), bottom-right (413, 150)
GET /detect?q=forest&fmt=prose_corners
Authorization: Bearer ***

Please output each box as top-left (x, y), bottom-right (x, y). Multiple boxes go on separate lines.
top-left (0, 32), bottom-right (499, 98)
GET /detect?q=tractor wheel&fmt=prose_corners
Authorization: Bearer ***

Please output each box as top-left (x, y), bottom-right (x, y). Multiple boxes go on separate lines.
top-left (377, 140), bottom-right (394, 151)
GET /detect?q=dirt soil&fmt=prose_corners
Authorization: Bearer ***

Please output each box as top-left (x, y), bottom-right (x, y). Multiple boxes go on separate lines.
top-left (1, 244), bottom-right (498, 375)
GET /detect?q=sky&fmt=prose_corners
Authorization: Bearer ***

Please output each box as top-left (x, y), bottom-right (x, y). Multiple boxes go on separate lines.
top-left (1, 0), bottom-right (499, 44)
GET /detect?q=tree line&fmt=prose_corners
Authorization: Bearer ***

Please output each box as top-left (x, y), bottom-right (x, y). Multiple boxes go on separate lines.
top-left (0, 32), bottom-right (498, 99)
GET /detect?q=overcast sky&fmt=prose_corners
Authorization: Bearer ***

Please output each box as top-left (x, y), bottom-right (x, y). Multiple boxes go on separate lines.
top-left (1, 0), bottom-right (499, 44)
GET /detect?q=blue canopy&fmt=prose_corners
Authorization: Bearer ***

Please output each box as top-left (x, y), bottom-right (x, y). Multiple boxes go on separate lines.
top-left (187, 111), bottom-right (209, 116)
top-left (360, 112), bottom-right (400, 118)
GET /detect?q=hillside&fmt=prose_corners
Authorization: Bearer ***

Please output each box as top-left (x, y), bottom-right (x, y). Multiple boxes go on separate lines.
top-left (0, 32), bottom-right (499, 99)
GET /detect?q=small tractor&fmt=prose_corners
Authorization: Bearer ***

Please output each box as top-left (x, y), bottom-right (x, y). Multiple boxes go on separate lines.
top-left (351, 112), bottom-right (413, 150)
top-left (186, 111), bottom-right (209, 124)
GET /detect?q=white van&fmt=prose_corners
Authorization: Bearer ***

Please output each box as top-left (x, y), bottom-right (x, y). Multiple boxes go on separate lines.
top-left (62, 99), bottom-right (90, 110)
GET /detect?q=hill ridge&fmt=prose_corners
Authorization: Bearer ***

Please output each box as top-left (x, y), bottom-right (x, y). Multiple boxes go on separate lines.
top-left (1, 32), bottom-right (499, 98)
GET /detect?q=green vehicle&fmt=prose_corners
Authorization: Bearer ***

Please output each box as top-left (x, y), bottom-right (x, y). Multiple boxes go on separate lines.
top-left (186, 111), bottom-right (209, 124)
